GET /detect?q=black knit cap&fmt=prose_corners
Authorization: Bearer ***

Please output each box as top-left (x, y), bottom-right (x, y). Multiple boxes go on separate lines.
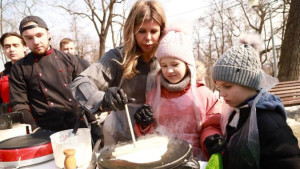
top-left (19, 16), bottom-right (48, 34)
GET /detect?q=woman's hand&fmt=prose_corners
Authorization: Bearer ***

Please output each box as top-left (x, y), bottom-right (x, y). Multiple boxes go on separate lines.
top-left (101, 87), bottom-right (128, 111)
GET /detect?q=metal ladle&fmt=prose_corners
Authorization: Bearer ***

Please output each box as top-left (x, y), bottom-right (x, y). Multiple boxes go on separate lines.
top-left (124, 104), bottom-right (137, 148)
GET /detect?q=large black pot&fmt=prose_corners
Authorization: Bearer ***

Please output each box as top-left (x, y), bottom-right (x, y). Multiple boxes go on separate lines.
top-left (97, 137), bottom-right (193, 169)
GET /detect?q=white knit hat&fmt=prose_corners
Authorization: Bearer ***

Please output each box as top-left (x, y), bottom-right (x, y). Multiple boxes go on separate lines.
top-left (152, 20), bottom-right (205, 130)
top-left (156, 20), bottom-right (195, 66)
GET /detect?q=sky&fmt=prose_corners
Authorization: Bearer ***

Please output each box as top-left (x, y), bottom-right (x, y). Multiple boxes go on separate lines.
top-left (162, 0), bottom-right (210, 21)
top-left (46, 0), bottom-right (211, 48)
top-left (0, 0), bottom-right (211, 71)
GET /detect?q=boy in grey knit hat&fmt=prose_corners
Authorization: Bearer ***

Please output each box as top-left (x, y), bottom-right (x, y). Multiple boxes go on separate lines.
top-left (212, 43), bottom-right (262, 93)
top-left (212, 34), bottom-right (300, 169)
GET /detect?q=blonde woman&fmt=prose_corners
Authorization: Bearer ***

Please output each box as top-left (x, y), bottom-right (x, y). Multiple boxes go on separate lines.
top-left (70, 0), bottom-right (166, 146)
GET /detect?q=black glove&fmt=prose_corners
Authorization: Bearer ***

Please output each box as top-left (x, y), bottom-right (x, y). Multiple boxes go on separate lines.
top-left (204, 134), bottom-right (226, 155)
top-left (102, 87), bottom-right (128, 111)
top-left (134, 104), bottom-right (154, 127)
top-left (21, 109), bottom-right (38, 131)
top-left (0, 103), bottom-right (9, 114)
top-left (0, 111), bottom-right (24, 129)
top-left (0, 102), bottom-right (18, 114)
top-left (91, 122), bottom-right (104, 142)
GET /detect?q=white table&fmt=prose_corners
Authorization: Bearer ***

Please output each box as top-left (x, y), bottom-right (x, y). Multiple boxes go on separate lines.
top-left (20, 160), bottom-right (95, 169)
top-left (20, 160), bottom-right (58, 169)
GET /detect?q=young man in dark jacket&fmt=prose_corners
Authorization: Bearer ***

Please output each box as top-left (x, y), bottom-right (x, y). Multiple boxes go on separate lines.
top-left (9, 16), bottom-right (102, 142)
top-left (0, 32), bottom-right (26, 112)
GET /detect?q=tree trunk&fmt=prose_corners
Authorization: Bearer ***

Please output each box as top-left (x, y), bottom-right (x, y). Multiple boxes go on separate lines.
top-left (99, 37), bottom-right (106, 58)
top-left (278, 0), bottom-right (300, 81)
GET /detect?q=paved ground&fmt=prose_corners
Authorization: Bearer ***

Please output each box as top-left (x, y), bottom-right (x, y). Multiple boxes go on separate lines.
top-left (287, 118), bottom-right (300, 147)
top-left (286, 105), bottom-right (300, 147)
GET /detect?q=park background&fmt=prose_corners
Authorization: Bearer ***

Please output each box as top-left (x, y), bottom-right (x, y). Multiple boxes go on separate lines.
top-left (0, 0), bottom-right (299, 146)
top-left (1, 0), bottom-right (300, 87)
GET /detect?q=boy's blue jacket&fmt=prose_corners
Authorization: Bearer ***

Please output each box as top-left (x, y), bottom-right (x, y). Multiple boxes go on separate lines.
top-left (223, 91), bottom-right (300, 169)
top-left (249, 92), bottom-right (286, 119)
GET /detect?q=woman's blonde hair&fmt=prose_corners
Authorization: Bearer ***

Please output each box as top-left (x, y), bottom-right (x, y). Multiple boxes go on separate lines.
top-left (121, 0), bottom-right (166, 79)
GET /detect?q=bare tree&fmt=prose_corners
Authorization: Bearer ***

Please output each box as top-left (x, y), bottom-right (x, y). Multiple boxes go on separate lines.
top-left (0, 0), bottom-right (8, 65)
top-left (281, 0), bottom-right (291, 41)
top-left (54, 0), bottom-right (125, 59)
top-left (68, 15), bottom-right (95, 60)
top-left (0, 0), bottom-right (3, 35)
top-left (0, 0), bottom-right (37, 68)
top-left (77, 36), bottom-right (100, 61)
top-left (193, 0), bottom-right (244, 89)
top-left (11, 0), bottom-right (37, 17)
top-left (278, 0), bottom-right (300, 81)
top-left (194, 0), bottom-right (291, 89)
top-left (195, 0), bottom-right (289, 87)
top-left (110, 0), bottom-right (127, 48)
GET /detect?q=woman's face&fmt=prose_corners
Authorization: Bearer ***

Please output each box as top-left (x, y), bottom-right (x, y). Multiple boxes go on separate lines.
top-left (135, 19), bottom-right (161, 59)
top-left (160, 57), bottom-right (187, 84)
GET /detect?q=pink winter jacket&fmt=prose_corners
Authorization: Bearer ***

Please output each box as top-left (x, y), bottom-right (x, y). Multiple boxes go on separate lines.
top-left (134, 83), bottom-right (222, 158)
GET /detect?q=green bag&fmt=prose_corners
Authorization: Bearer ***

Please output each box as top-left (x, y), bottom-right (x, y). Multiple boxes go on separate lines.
top-left (205, 153), bottom-right (223, 169)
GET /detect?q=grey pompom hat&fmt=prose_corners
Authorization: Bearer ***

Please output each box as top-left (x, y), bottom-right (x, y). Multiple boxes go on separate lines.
top-left (212, 44), bottom-right (262, 90)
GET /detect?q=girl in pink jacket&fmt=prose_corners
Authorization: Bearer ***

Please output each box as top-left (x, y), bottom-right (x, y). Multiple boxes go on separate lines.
top-left (134, 20), bottom-right (224, 161)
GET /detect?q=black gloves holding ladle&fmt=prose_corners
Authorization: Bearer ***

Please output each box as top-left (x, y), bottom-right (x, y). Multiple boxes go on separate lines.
top-left (101, 87), bottom-right (135, 111)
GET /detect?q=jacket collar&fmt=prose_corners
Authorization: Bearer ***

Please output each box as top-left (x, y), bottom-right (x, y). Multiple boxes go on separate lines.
top-left (32, 46), bottom-right (54, 57)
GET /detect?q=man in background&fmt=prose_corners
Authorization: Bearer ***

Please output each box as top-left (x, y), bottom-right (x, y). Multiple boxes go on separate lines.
top-left (59, 38), bottom-right (76, 55)
top-left (10, 16), bottom-right (102, 143)
top-left (0, 32), bottom-right (26, 112)
top-left (59, 37), bottom-right (90, 68)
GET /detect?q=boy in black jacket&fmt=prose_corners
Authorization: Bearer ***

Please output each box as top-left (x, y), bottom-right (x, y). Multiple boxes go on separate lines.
top-left (212, 34), bottom-right (300, 169)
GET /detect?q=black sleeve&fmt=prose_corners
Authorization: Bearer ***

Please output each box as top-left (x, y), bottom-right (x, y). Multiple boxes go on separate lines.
top-left (257, 110), bottom-right (300, 169)
top-left (9, 63), bottom-right (31, 112)
top-left (78, 58), bottom-right (90, 70)
top-left (0, 73), bottom-right (3, 103)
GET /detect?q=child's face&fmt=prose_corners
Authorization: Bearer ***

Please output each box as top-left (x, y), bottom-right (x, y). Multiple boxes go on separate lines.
top-left (160, 57), bottom-right (187, 84)
top-left (215, 81), bottom-right (257, 108)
